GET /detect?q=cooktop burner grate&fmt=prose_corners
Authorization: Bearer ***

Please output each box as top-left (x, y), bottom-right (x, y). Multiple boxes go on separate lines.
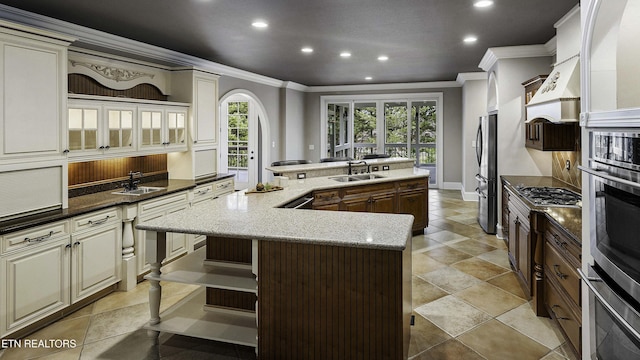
top-left (515, 186), bottom-right (582, 207)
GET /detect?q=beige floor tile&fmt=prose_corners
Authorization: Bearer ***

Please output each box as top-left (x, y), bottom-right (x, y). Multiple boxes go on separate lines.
top-left (412, 339), bottom-right (485, 360)
top-left (496, 303), bottom-right (566, 350)
top-left (454, 282), bottom-right (527, 317)
top-left (447, 213), bottom-right (479, 225)
top-left (553, 342), bottom-right (580, 360)
top-left (458, 319), bottom-right (552, 360)
top-left (91, 281), bottom-right (151, 314)
top-left (420, 267), bottom-right (484, 293)
top-left (414, 295), bottom-right (491, 337)
top-left (477, 249), bottom-right (511, 269)
top-left (0, 316), bottom-right (89, 360)
top-left (35, 347), bottom-right (83, 360)
top-left (412, 235), bottom-right (444, 253)
top-left (450, 257), bottom-right (509, 281)
top-left (423, 246), bottom-right (473, 265)
top-left (447, 239), bottom-right (498, 256)
top-left (412, 276), bottom-right (449, 305)
top-left (84, 302), bottom-right (151, 344)
top-left (487, 271), bottom-right (527, 299)
top-left (408, 314), bottom-right (451, 358)
top-left (424, 230), bottom-right (469, 244)
top-left (412, 253), bottom-right (448, 276)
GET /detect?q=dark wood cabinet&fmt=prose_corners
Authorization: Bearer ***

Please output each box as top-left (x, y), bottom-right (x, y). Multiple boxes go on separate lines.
top-left (312, 177), bottom-right (429, 235)
top-left (522, 75), bottom-right (578, 151)
top-left (507, 192), bottom-right (532, 298)
top-left (525, 121), bottom-right (578, 151)
top-left (543, 219), bottom-right (582, 358)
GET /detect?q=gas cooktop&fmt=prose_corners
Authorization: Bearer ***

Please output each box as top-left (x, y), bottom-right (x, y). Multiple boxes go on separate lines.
top-left (515, 186), bottom-right (582, 207)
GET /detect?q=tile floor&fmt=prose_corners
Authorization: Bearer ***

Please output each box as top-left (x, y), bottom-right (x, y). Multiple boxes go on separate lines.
top-left (0, 189), bottom-right (579, 360)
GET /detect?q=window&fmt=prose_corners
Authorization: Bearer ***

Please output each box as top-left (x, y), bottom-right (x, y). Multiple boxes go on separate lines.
top-left (321, 93), bottom-right (442, 186)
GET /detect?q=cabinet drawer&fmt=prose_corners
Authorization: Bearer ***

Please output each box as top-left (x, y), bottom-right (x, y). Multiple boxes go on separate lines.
top-left (2, 220), bottom-right (70, 255)
top-left (545, 279), bottom-right (581, 353)
top-left (544, 241), bottom-right (581, 306)
top-left (545, 226), bottom-right (580, 264)
top-left (214, 179), bottom-right (234, 196)
top-left (342, 182), bottom-right (395, 197)
top-left (71, 207), bottom-right (121, 232)
top-left (313, 189), bottom-right (340, 204)
top-left (192, 184), bottom-right (215, 205)
top-left (397, 178), bottom-right (427, 191)
top-left (138, 191), bottom-right (189, 216)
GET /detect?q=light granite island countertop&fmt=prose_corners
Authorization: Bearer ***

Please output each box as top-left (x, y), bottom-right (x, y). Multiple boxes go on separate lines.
top-left (137, 167), bottom-right (429, 360)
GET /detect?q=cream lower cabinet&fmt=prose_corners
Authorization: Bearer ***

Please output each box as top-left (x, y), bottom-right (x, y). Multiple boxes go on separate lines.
top-left (0, 207), bottom-right (123, 338)
top-left (135, 191), bottom-right (190, 274)
top-left (0, 221), bottom-right (71, 337)
top-left (70, 207), bottom-right (122, 303)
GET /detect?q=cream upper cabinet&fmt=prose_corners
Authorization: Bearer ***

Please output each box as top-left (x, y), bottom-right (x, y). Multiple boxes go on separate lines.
top-left (0, 23), bottom-right (73, 162)
top-left (193, 74), bottom-right (219, 146)
top-left (138, 105), bottom-right (188, 153)
top-left (66, 99), bottom-right (137, 159)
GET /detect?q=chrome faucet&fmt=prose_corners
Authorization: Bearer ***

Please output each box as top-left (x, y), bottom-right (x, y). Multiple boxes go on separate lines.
top-left (348, 160), bottom-right (369, 175)
top-left (123, 171), bottom-right (143, 191)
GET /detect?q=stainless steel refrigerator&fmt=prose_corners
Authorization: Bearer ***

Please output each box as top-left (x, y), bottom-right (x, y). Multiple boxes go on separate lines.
top-left (475, 113), bottom-right (497, 234)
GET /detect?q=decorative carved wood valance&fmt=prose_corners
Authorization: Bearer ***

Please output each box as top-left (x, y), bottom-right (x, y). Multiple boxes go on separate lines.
top-left (68, 74), bottom-right (167, 101)
top-left (69, 60), bottom-right (155, 82)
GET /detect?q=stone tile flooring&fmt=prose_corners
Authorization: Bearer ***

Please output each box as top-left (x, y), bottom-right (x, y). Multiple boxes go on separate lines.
top-left (0, 190), bottom-right (579, 360)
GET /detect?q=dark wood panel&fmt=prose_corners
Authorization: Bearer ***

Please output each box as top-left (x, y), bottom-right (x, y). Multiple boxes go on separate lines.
top-left (69, 73), bottom-right (167, 101)
top-left (68, 155), bottom-right (167, 186)
top-left (258, 241), bottom-right (410, 360)
top-left (205, 288), bottom-right (256, 312)
top-left (205, 236), bottom-right (252, 264)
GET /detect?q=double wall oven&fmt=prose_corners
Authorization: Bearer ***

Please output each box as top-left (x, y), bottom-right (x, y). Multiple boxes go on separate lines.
top-left (580, 131), bottom-right (640, 359)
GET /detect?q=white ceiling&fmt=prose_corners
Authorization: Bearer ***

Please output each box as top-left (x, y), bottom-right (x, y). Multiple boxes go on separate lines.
top-left (0, 0), bottom-right (579, 86)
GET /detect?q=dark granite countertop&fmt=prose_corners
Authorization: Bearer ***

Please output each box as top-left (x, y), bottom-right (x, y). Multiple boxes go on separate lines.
top-left (0, 173), bottom-right (235, 235)
top-left (501, 175), bottom-right (582, 243)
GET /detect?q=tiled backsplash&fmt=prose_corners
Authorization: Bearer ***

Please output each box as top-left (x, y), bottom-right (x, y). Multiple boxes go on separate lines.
top-left (552, 151), bottom-right (581, 189)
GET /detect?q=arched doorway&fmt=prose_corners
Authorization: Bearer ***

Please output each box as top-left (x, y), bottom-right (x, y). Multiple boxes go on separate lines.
top-left (219, 90), bottom-right (270, 190)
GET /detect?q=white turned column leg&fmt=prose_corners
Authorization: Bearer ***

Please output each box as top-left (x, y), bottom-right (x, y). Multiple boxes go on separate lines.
top-left (122, 218), bottom-right (135, 259)
top-left (148, 262), bottom-right (162, 325)
top-left (118, 217), bottom-right (138, 291)
top-left (147, 231), bottom-right (167, 326)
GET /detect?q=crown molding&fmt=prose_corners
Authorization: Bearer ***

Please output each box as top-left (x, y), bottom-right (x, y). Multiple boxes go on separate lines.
top-left (282, 81), bottom-right (309, 92)
top-left (555, 4), bottom-right (581, 29)
top-left (478, 44), bottom-right (552, 72)
top-left (456, 72), bottom-right (487, 85)
top-left (0, 4), bottom-right (286, 88)
top-left (306, 81), bottom-right (460, 93)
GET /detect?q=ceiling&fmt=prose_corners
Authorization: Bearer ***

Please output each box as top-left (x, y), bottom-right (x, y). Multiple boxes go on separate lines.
top-left (0, 0), bottom-right (579, 86)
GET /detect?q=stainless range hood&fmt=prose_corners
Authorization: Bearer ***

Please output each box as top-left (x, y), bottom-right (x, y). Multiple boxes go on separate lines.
top-left (526, 55), bottom-right (580, 123)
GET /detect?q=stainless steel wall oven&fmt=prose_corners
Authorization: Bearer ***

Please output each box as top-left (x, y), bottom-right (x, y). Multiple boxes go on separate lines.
top-left (580, 131), bottom-right (640, 359)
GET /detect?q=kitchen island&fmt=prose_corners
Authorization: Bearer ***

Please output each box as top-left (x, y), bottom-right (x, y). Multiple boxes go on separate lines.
top-left (137, 168), bottom-right (429, 359)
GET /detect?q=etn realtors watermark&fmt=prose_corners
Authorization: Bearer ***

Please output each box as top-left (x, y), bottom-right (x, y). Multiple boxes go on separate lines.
top-left (1, 338), bottom-right (77, 349)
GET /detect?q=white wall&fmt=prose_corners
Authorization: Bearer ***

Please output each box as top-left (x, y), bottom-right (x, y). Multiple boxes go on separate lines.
top-left (281, 87), bottom-right (306, 159)
top-left (461, 78), bottom-right (488, 199)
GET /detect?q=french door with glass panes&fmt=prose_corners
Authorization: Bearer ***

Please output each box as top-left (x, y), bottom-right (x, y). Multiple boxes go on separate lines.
top-left (322, 94), bottom-right (441, 187)
top-left (223, 97), bottom-right (258, 190)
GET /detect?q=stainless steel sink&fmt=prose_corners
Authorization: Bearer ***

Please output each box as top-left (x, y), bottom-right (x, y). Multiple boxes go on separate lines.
top-left (330, 174), bottom-right (385, 182)
top-left (112, 186), bottom-right (165, 196)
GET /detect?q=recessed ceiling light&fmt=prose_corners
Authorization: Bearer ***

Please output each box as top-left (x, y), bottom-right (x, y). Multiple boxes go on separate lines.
top-left (301, 47), bottom-right (313, 53)
top-left (474, 1), bottom-right (494, 8)
top-left (251, 20), bottom-right (268, 28)
top-left (365, 76), bottom-right (373, 81)
top-left (464, 36), bottom-right (478, 43)
top-left (377, 55), bottom-right (389, 61)
top-left (340, 52), bottom-right (351, 58)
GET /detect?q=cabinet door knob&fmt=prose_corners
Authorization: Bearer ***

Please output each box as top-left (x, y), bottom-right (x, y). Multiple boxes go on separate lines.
top-left (553, 264), bottom-right (568, 279)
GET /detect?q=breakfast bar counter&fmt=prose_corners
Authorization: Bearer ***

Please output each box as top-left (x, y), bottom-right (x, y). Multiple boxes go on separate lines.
top-left (137, 168), bottom-right (429, 359)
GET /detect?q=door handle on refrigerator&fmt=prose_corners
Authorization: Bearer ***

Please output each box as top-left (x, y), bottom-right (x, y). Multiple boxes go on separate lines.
top-left (475, 187), bottom-right (486, 199)
top-left (475, 174), bottom-right (485, 182)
